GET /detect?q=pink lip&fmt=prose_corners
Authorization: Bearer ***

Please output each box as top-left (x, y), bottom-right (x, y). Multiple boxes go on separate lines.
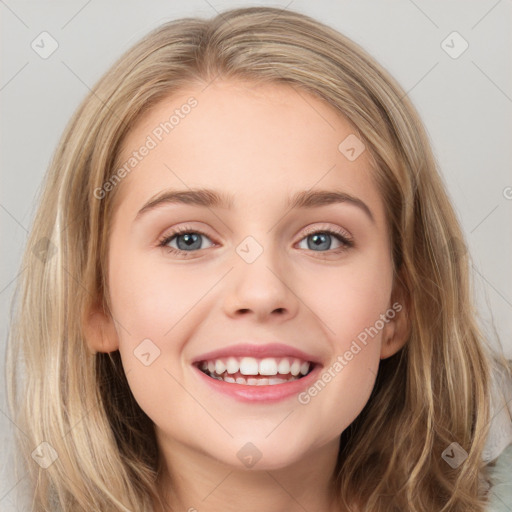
top-left (191, 342), bottom-right (322, 365)
top-left (192, 362), bottom-right (322, 403)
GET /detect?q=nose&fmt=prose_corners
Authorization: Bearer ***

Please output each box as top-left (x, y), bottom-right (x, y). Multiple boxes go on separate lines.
top-left (222, 246), bottom-right (300, 323)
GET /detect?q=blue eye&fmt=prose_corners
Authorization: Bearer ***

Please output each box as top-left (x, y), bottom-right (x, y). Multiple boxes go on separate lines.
top-left (297, 229), bottom-right (353, 252)
top-left (158, 225), bottom-right (353, 257)
top-left (158, 227), bottom-right (214, 255)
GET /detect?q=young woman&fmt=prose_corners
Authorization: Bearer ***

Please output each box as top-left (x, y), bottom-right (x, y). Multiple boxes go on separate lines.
top-left (6, 6), bottom-right (512, 511)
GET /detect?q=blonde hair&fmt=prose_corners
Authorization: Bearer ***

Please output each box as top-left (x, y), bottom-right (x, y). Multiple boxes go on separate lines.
top-left (6, 6), bottom-right (511, 511)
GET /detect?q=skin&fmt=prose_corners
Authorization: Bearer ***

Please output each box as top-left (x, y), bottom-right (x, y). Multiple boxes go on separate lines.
top-left (85, 80), bottom-right (408, 512)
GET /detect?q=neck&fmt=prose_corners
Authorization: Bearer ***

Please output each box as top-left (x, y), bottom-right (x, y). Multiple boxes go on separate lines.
top-left (154, 436), bottom-right (342, 512)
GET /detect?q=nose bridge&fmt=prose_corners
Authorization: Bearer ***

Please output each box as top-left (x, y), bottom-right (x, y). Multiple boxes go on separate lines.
top-left (235, 232), bottom-right (286, 293)
top-left (223, 232), bottom-right (297, 319)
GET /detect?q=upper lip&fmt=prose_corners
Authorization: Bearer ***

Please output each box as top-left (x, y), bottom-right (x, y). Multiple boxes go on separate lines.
top-left (191, 343), bottom-right (323, 366)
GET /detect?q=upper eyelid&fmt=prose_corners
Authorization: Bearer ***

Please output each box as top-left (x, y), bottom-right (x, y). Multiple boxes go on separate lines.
top-left (160, 228), bottom-right (353, 260)
top-left (300, 224), bottom-right (352, 238)
top-left (160, 223), bottom-right (352, 245)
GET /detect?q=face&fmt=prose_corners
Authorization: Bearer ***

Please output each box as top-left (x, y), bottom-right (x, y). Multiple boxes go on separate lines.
top-left (90, 80), bottom-right (406, 473)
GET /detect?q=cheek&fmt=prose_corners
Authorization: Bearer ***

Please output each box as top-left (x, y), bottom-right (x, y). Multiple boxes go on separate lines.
top-left (300, 254), bottom-right (393, 349)
top-left (108, 248), bottom-right (207, 338)
top-left (107, 258), bottom-right (199, 423)
top-left (296, 252), bottom-right (393, 425)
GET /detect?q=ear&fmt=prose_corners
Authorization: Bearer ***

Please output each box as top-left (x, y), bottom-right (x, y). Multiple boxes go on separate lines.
top-left (82, 300), bottom-right (119, 354)
top-left (380, 276), bottom-right (410, 360)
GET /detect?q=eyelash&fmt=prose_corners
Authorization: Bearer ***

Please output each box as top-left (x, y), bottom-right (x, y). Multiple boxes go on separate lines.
top-left (157, 224), bottom-right (354, 257)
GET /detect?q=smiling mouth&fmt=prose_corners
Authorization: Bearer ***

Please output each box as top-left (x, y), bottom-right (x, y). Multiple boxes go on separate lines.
top-left (195, 356), bottom-right (315, 386)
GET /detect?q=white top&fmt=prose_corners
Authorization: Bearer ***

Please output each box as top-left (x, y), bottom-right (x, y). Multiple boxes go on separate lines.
top-left (483, 360), bottom-right (512, 463)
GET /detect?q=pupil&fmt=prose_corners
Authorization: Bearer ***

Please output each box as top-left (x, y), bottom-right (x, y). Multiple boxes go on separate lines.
top-left (309, 233), bottom-right (330, 251)
top-left (178, 233), bottom-right (201, 250)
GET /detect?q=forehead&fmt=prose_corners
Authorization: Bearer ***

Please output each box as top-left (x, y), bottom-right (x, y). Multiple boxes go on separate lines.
top-left (112, 79), bottom-right (382, 220)
top-left (122, 79), bottom-right (357, 154)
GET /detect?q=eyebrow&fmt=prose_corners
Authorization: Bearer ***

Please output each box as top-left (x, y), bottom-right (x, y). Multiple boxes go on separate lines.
top-left (134, 187), bottom-right (374, 223)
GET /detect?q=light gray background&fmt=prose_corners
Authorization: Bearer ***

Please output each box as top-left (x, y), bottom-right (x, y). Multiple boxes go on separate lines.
top-left (1, 1), bottom-right (511, 509)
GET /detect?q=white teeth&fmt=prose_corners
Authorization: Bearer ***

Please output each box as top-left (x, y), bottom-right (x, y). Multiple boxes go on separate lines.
top-left (226, 357), bottom-right (239, 374)
top-left (300, 362), bottom-right (310, 375)
top-left (269, 377), bottom-right (289, 385)
top-left (215, 360), bottom-right (226, 374)
top-left (239, 357), bottom-right (259, 375)
top-left (290, 359), bottom-right (301, 376)
top-left (207, 372), bottom-right (301, 386)
top-left (259, 358), bottom-right (278, 375)
top-left (277, 359), bottom-right (290, 375)
top-left (198, 355), bottom-right (314, 382)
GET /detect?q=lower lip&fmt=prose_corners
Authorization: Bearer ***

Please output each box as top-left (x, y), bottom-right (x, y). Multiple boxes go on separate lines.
top-left (192, 364), bottom-right (322, 403)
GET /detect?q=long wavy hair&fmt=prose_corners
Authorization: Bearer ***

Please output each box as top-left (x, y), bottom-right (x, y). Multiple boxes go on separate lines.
top-left (6, 6), bottom-right (511, 511)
